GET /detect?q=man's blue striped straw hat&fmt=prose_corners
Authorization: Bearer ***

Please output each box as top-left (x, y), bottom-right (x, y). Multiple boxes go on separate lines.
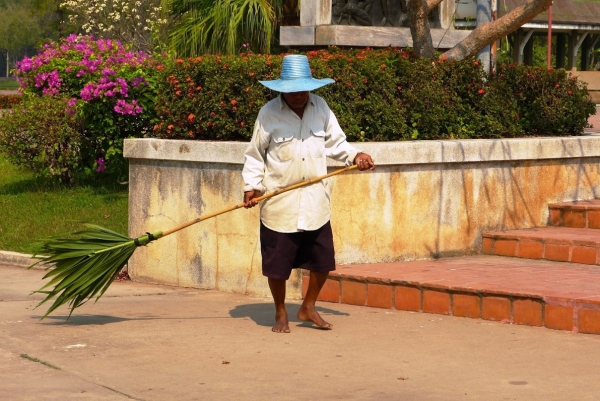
top-left (259, 54), bottom-right (334, 93)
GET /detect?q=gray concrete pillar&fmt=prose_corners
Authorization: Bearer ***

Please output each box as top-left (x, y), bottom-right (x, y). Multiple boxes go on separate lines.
top-left (438, 0), bottom-right (456, 29)
top-left (568, 31), bottom-right (588, 71)
top-left (300, 0), bottom-right (331, 26)
top-left (476, 0), bottom-right (492, 73)
top-left (584, 35), bottom-right (600, 71)
top-left (513, 29), bottom-right (534, 65)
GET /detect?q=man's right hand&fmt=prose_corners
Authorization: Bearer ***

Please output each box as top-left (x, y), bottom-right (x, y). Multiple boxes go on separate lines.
top-left (244, 190), bottom-right (261, 208)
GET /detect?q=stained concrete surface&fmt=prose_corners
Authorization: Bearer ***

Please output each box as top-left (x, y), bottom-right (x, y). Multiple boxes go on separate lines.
top-left (2, 263), bottom-right (600, 401)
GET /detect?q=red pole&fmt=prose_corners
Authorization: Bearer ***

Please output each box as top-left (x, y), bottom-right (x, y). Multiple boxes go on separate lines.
top-left (491, 0), bottom-right (497, 71)
top-left (547, 2), bottom-right (553, 70)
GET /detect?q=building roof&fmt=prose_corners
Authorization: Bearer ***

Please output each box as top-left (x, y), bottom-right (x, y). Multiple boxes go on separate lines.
top-left (498, 0), bottom-right (600, 26)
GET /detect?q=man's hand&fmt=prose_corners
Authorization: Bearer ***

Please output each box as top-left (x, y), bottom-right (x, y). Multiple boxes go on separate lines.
top-left (244, 190), bottom-right (261, 208)
top-left (354, 153), bottom-right (375, 171)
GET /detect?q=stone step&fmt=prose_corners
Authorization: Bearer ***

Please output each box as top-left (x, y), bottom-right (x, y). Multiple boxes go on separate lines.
top-left (302, 255), bottom-right (600, 334)
top-left (482, 226), bottom-right (600, 265)
top-left (549, 199), bottom-right (600, 228)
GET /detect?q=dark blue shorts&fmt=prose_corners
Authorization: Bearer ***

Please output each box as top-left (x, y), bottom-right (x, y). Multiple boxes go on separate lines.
top-left (260, 221), bottom-right (336, 280)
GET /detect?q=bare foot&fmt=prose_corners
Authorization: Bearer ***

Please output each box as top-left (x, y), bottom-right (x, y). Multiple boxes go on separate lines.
top-left (297, 305), bottom-right (332, 329)
top-left (272, 311), bottom-right (290, 333)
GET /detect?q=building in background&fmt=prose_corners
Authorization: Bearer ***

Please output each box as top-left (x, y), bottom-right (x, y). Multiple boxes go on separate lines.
top-left (281, 0), bottom-right (600, 71)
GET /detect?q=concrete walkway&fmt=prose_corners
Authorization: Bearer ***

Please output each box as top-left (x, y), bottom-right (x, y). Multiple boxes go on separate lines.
top-left (2, 262), bottom-right (600, 400)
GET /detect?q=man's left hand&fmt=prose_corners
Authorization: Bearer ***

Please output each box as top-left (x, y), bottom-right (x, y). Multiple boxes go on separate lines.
top-left (354, 153), bottom-right (375, 171)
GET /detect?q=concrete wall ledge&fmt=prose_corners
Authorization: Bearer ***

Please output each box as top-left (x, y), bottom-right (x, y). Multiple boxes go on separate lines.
top-left (124, 135), bottom-right (600, 166)
top-left (124, 136), bottom-right (600, 298)
top-left (279, 26), bottom-right (470, 48)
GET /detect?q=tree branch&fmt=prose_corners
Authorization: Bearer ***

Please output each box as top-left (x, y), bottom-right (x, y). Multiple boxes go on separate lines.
top-left (441, 0), bottom-right (552, 60)
top-left (427, 0), bottom-right (445, 14)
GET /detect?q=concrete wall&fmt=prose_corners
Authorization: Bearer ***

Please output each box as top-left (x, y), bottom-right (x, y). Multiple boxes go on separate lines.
top-left (124, 136), bottom-right (600, 299)
top-left (571, 71), bottom-right (600, 104)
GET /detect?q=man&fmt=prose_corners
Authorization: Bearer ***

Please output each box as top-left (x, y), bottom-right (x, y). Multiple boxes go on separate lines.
top-left (243, 54), bottom-right (375, 333)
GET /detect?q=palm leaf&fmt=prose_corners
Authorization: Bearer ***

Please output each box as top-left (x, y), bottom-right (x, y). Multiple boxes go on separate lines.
top-left (29, 224), bottom-right (162, 319)
top-left (164, 0), bottom-right (282, 55)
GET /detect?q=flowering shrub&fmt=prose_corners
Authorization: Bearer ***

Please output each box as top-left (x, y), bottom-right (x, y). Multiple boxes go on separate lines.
top-left (0, 95), bottom-right (22, 109)
top-left (13, 34), bottom-right (161, 180)
top-left (60, 0), bottom-right (167, 52)
top-left (0, 96), bottom-right (84, 183)
top-left (153, 54), bottom-right (274, 140)
top-left (154, 48), bottom-right (594, 142)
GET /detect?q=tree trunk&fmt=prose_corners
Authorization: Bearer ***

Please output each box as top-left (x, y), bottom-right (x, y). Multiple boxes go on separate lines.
top-left (407, 0), bottom-right (436, 58)
top-left (441, 0), bottom-right (552, 60)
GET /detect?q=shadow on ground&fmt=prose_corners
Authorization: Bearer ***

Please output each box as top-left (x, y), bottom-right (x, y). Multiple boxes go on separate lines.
top-left (229, 302), bottom-right (350, 328)
top-left (27, 303), bottom-right (351, 328)
top-left (32, 314), bottom-right (135, 325)
top-left (31, 313), bottom-right (231, 326)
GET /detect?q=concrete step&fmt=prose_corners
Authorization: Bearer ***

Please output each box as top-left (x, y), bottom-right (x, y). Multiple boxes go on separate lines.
top-left (303, 255), bottom-right (600, 335)
top-left (482, 226), bottom-right (600, 265)
top-left (549, 199), bottom-right (600, 228)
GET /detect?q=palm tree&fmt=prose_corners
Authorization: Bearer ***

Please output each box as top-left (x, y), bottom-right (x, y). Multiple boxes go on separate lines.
top-left (162, 0), bottom-right (283, 56)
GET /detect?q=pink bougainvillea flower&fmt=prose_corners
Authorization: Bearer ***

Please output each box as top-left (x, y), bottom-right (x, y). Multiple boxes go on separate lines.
top-left (96, 157), bottom-right (105, 173)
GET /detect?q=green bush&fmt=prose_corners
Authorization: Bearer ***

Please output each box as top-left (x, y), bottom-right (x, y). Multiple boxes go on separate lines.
top-left (488, 64), bottom-right (596, 136)
top-left (0, 95), bottom-right (23, 109)
top-left (309, 49), bottom-right (408, 141)
top-left (14, 35), bottom-right (161, 179)
top-left (0, 96), bottom-right (84, 183)
top-left (154, 48), bottom-right (595, 141)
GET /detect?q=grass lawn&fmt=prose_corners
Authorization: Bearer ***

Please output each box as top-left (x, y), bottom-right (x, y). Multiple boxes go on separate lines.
top-left (0, 79), bottom-right (19, 90)
top-left (0, 153), bottom-right (129, 255)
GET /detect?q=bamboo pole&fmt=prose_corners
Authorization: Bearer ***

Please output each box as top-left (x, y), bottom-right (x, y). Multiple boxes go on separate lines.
top-left (160, 164), bottom-right (359, 238)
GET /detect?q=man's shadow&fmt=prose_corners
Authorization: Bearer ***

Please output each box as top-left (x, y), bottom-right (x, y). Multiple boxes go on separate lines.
top-left (229, 302), bottom-right (350, 328)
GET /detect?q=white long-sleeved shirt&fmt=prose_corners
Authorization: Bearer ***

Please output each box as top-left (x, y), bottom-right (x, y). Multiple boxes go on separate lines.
top-left (242, 93), bottom-right (360, 233)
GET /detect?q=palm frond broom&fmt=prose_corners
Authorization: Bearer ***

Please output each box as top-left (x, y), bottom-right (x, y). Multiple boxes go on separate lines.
top-left (29, 165), bottom-right (358, 319)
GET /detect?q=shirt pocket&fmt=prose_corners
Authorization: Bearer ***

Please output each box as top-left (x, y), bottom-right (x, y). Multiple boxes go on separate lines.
top-left (307, 130), bottom-right (326, 158)
top-left (271, 135), bottom-right (295, 162)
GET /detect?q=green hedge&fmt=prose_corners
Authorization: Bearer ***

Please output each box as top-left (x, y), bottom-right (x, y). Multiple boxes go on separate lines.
top-left (1, 47), bottom-right (596, 185)
top-left (154, 48), bottom-right (596, 142)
